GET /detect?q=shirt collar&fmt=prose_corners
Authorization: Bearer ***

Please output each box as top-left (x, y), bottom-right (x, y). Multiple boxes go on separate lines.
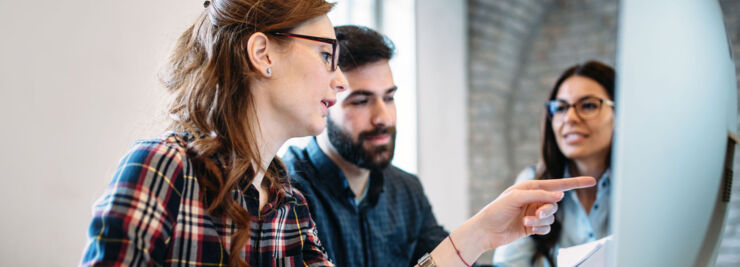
top-left (306, 137), bottom-right (384, 207)
top-left (172, 131), bottom-right (295, 216)
top-left (597, 169), bottom-right (611, 192)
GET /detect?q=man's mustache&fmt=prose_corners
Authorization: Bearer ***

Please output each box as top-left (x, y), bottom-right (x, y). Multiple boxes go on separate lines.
top-left (358, 126), bottom-right (396, 141)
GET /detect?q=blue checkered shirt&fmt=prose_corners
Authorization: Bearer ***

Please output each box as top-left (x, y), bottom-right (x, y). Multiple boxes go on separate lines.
top-left (283, 138), bottom-right (448, 267)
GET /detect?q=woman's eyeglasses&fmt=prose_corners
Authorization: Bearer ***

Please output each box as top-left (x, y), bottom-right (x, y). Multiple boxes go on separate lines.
top-left (269, 32), bottom-right (339, 72)
top-left (546, 96), bottom-right (614, 123)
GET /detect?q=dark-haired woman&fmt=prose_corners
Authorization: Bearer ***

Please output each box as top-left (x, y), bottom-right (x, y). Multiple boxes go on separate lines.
top-left (494, 61), bottom-right (615, 267)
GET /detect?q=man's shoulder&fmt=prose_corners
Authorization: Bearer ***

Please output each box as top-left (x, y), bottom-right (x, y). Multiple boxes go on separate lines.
top-left (282, 146), bottom-right (320, 192)
top-left (283, 146), bottom-right (314, 177)
top-left (382, 165), bottom-right (426, 193)
top-left (384, 165), bottom-right (419, 180)
top-left (283, 145), bottom-right (310, 165)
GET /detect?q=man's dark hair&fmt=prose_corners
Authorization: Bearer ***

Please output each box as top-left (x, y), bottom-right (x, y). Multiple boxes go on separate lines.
top-left (335, 25), bottom-right (395, 72)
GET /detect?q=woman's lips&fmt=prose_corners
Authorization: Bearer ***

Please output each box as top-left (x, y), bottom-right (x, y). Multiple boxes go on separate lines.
top-left (564, 132), bottom-right (587, 144)
top-left (320, 98), bottom-right (336, 116)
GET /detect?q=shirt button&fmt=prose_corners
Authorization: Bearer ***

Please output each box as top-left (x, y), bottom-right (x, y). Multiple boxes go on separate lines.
top-left (589, 232), bottom-right (594, 238)
top-left (594, 204), bottom-right (599, 210)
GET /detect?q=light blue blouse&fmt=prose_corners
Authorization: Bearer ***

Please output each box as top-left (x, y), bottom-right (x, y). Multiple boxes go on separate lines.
top-left (493, 167), bottom-right (612, 267)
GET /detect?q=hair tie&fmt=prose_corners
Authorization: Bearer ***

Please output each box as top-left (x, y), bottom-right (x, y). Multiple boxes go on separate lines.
top-left (203, 1), bottom-right (211, 8)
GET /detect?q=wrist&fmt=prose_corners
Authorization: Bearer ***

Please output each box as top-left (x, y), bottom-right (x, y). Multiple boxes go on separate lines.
top-left (456, 217), bottom-right (491, 254)
top-left (416, 252), bottom-right (437, 267)
top-left (430, 215), bottom-right (502, 266)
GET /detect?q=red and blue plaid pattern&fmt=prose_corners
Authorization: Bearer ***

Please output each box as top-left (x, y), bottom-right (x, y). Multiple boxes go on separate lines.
top-left (81, 132), bottom-right (332, 266)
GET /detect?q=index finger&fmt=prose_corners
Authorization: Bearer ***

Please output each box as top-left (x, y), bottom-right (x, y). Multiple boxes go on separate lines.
top-left (517, 176), bottom-right (596, 192)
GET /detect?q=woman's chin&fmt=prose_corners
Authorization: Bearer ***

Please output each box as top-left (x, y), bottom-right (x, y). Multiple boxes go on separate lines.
top-left (562, 149), bottom-right (587, 160)
top-left (287, 118), bottom-right (325, 138)
top-left (304, 120), bottom-right (326, 137)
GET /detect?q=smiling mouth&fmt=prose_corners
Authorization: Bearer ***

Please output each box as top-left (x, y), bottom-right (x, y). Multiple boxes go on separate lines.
top-left (564, 133), bottom-right (587, 143)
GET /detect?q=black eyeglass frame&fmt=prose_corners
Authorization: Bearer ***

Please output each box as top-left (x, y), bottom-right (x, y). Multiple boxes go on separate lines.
top-left (545, 96), bottom-right (615, 120)
top-left (269, 31), bottom-right (339, 72)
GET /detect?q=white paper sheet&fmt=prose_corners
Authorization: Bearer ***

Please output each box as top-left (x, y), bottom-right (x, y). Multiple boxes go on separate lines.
top-left (556, 235), bottom-right (613, 267)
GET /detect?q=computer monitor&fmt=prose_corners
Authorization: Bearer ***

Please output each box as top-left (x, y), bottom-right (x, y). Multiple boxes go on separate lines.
top-left (611, 0), bottom-right (737, 266)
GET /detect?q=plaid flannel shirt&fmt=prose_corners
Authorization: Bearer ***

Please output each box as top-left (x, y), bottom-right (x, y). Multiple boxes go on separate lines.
top-left (81, 132), bottom-right (332, 267)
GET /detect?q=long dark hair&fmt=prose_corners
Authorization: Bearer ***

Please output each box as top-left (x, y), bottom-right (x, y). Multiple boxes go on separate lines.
top-left (161, 1), bottom-right (334, 266)
top-left (530, 60), bottom-right (615, 266)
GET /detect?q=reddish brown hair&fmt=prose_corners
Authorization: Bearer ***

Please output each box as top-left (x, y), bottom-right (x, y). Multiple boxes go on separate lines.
top-left (160, 1), bottom-right (334, 266)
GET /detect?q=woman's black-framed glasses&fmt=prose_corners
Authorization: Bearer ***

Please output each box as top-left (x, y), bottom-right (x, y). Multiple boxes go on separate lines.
top-left (546, 96), bottom-right (614, 122)
top-left (269, 32), bottom-right (339, 72)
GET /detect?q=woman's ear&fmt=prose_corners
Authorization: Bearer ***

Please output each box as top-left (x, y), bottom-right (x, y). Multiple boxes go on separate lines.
top-left (247, 32), bottom-right (274, 77)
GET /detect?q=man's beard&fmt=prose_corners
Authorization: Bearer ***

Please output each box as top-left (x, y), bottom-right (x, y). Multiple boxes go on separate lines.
top-left (326, 118), bottom-right (396, 170)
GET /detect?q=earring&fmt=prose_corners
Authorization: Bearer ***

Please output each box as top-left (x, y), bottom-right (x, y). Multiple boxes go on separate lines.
top-left (266, 67), bottom-right (272, 76)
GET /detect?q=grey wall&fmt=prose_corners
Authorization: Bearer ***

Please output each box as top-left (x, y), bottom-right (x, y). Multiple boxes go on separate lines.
top-left (0, 1), bottom-right (200, 265)
top-left (468, 0), bottom-right (740, 265)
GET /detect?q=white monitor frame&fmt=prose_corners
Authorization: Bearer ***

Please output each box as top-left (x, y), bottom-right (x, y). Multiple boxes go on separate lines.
top-left (612, 0), bottom-right (737, 266)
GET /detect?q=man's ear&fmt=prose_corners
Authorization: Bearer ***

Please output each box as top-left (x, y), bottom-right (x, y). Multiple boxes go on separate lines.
top-left (247, 32), bottom-right (274, 77)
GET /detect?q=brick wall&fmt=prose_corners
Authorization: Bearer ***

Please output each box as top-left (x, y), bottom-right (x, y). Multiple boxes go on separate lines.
top-left (468, 0), bottom-right (740, 265)
top-left (468, 0), bottom-right (555, 223)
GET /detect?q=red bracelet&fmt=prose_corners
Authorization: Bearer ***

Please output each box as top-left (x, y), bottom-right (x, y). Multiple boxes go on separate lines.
top-left (448, 235), bottom-right (472, 267)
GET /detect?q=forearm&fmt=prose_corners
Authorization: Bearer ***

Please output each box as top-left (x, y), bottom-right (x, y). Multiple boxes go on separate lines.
top-left (429, 218), bottom-right (488, 266)
top-left (421, 176), bottom-right (595, 266)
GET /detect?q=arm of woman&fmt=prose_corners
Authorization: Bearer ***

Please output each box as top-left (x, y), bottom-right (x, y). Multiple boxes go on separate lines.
top-left (81, 141), bottom-right (184, 266)
top-left (488, 166), bottom-right (544, 266)
top-left (425, 176), bottom-right (595, 266)
top-left (293, 189), bottom-right (334, 267)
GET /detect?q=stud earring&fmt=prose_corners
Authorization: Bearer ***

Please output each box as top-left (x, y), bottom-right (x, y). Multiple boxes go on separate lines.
top-left (266, 67), bottom-right (272, 75)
